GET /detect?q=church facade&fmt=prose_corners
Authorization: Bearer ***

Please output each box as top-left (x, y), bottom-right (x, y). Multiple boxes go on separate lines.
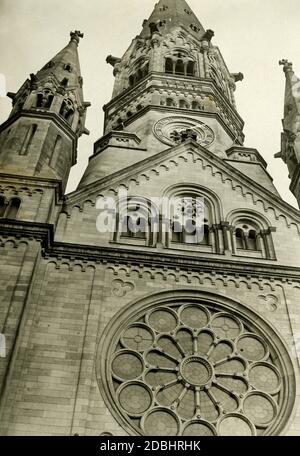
top-left (0, 0), bottom-right (300, 436)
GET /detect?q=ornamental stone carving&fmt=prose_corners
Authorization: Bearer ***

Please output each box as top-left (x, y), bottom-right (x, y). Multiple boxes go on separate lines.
top-left (153, 116), bottom-right (215, 147)
top-left (98, 292), bottom-right (295, 436)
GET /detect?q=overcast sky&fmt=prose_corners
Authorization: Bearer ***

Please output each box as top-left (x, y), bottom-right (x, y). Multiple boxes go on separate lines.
top-left (1, 0), bottom-right (300, 208)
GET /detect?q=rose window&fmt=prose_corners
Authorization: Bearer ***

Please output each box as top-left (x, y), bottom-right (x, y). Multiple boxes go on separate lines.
top-left (101, 300), bottom-right (294, 436)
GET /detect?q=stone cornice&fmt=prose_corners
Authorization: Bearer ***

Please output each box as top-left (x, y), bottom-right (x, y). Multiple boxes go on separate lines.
top-left (49, 241), bottom-right (300, 281)
top-left (115, 104), bottom-right (243, 145)
top-left (0, 110), bottom-right (78, 164)
top-left (103, 73), bottom-right (244, 140)
top-left (93, 130), bottom-right (145, 158)
top-left (0, 219), bottom-right (299, 281)
top-left (0, 219), bottom-right (53, 250)
top-left (104, 73), bottom-right (244, 125)
top-left (226, 146), bottom-right (268, 169)
top-left (0, 173), bottom-right (63, 202)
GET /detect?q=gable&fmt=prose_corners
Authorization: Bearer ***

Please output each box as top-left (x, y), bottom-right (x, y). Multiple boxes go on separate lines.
top-left (55, 141), bottom-right (300, 268)
top-left (65, 140), bottom-right (300, 224)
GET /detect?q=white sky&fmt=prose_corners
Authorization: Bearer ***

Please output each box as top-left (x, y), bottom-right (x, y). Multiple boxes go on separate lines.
top-left (0, 0), bottom-right (300, 208)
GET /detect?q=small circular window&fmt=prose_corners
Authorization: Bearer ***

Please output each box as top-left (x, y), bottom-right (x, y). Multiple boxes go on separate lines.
top-left (97, 292), bottom-right (295, 436)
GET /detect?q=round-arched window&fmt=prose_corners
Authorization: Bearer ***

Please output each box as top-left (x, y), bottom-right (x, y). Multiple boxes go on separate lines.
top-left (97, 292), bottom-right (295, 436)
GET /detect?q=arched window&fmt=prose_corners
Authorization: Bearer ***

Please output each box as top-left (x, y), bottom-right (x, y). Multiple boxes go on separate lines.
top-left (179, 100), bottom-right (189, 109)
top-left (36, 94), bottom-right (44, 108)
top-left (192, 101), bottom-right (200, 110)
top-left (170, 196), bottom-right (211, 246)
top-left (235, 228), bottom-right (245, 249)
top-left (5, 198), bottom-right (21, 219)
top-left (0, 196), bottom-right (7, 217)
top-left (248, 229), bottom-right (258, 251)
top-left (165, 58), bottom-right (173, 74)
top-left (59, 99), bottom-right (74, 124)
top-left (166, 98), bottom-right (175, 107)
top-left (165, 55), bottom-right (196, 77)
top-left (175, 59), bottom-right (185, 75)
top-left (115, 197), bottom-right (159, 247)
top-left (234, 224), bottom-right (261, 252)
top-left (121, 214), bottom-right (147, 240)
top-left (229, 212), bottom-right (276, 259)
top-left (164, 185), bottom-right (222, 253)
top-left (128, 62), bottom-right (149, 88)
top-left (187, 61), bottom-right (195, 76)
top-left (36, 90), bottom-right (53, 109)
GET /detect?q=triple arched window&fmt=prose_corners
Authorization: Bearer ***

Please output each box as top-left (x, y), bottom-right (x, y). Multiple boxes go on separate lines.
top-left (165, 53), bottom-right (196, 77)
top-left (0, 196), bottom-right (21, 219)
top-left (112, 193), bottom-right (276, 259)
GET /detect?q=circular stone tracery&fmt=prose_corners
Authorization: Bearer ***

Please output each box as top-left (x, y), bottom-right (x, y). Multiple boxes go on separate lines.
top-left (101, 300), bottom-right (294, 436)
top-left (180, 356), bottom-right (213, 387)
top-left (153, 116), bottom-right (215, 147)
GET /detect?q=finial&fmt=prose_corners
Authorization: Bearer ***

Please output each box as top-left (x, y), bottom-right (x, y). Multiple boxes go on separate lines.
top-left (279, 59), bottom-right (293, 73)
top-left (70, 30), bottom-right (84, 45)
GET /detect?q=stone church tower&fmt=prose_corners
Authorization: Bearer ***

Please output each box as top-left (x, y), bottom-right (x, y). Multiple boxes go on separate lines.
top-left (0, 0), bottom-right (300, 436)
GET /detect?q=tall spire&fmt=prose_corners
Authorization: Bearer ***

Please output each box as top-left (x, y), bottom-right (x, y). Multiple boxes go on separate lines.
top-left (79, 0), bottom-right (245, 188)
top-left (6, 31), bottom-right (90, 138)
top-left (0, 31), bottom-right (90, 192)
top-left (140, 0), bottom-right (206, 39)
top-left (35, 30), bottom-right (85, 106)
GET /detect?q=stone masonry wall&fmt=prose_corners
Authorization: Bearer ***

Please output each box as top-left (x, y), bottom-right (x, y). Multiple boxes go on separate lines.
top-left (0, 256), bottom-right (299, 436)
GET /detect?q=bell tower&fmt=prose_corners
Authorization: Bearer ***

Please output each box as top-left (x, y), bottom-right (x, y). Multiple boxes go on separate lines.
top-left (79, 0), bottom-right (246, 187)
top-left (0, 31), bottom-right (90, 199)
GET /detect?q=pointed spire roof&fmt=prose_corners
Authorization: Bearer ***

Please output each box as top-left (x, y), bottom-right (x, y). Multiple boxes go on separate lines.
top-left (140, 0), bottom-right (206, 39)
top-left (35, 30), bottom-right (84, 101)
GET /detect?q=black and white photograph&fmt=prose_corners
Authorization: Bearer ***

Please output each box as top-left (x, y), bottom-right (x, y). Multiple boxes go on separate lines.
top-left (0, 0), bottom-right (300, 446)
